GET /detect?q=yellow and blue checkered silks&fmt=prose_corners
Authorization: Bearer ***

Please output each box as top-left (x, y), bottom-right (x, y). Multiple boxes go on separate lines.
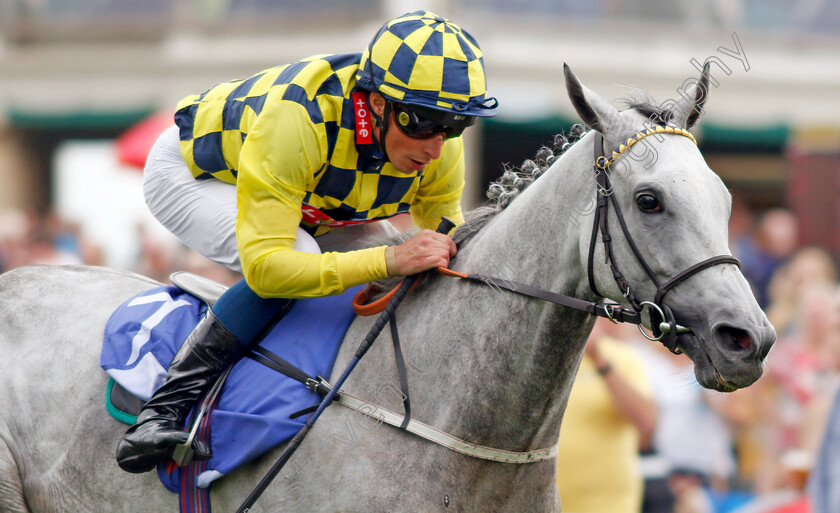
top-left (174, 53), bottom-right (466, 238)
top-left (356, 10), bottom-right (497, 117)
top-left (169, 18), bottom-right (478, 297)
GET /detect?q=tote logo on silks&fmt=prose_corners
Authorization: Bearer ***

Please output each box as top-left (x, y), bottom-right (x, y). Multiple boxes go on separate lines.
top-left (353, 92), bottom-right (373, 145)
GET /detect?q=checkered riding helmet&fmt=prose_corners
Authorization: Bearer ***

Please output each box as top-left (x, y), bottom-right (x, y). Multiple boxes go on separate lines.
top-left (356, 10), bottom-right (498, 118)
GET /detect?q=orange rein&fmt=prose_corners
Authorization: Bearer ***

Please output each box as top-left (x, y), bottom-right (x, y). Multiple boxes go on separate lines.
top-left (352, 267), bottom-right (468, 316)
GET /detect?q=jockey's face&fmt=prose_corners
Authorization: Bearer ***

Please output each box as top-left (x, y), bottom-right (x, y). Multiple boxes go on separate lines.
top-left (369, 93), bottom-right (445, 174)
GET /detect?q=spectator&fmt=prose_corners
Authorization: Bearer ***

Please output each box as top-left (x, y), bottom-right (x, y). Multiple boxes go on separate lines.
top-left (635, 337), bottom-right (739, 511)
top-left (43, 211), bottom-right (104, 267)
top-left (809, 385), bottom-right (840, 513)
top-left (133, 223), bottom-right (183, 283)
top-left (751, 282), bottom-right (840, 493)
top-left (733, 449), bottom-right (811, 513)
top-left (24, 226), bottom-right (83, 266)
top-left (734, 208), bottom-right (799, 309)
top-left (670, 469), bottom-right (715, 513)
top-left (805, 284), bottom-right (840, 513)
top-left (0, 208), bottom-right (29, 272)
top-left (765, 246), bottom-right (837, 338)
top-left (719, 276), bottom-right (840, 513)
top-left (556, 319), bottom-right (656, 513)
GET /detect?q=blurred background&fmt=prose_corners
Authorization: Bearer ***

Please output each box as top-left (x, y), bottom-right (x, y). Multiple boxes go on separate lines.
top-left (1, 1), bottom-right (839, 512)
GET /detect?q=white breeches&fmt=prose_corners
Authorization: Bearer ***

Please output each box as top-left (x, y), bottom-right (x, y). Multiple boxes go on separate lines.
top-left (142, 125), bottom-right (398, 273)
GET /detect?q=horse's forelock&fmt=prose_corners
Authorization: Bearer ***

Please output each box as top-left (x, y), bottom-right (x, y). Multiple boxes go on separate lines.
top-left (619, 89), bottom-right (676, 127)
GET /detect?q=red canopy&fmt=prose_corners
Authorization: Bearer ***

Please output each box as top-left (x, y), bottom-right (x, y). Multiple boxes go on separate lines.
top-left (116, 112), bottom-right (173, 169)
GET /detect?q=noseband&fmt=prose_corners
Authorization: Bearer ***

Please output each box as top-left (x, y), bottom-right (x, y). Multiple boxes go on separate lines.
top-left (587, 128), bottom-right (741, 354)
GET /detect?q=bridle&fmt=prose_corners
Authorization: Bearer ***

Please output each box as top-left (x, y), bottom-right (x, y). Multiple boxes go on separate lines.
top-left (262, 124), bottom-right (744, 484)
top-left (587, 127), bottom-right (741, 353)
top-left (354, 126), bottom-right (743, 355)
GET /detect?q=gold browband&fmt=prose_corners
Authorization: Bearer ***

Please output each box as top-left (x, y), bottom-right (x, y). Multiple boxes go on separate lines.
top-left (596, 126), bottom-right (697, 170)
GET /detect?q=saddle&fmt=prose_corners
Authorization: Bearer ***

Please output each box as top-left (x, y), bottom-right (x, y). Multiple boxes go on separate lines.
top-left (107, 272), bottom-right (226, 421)
top-left (101, 272), bottom-right (363, 491)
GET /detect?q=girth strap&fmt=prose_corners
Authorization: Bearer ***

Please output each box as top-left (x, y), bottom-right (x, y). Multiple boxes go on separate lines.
top-left (331, 386), bottom-right (558, 464)
top-left (247, 322), bottom-right (413, 428)
top-left (248, 346), bottom-right (334, 397)
top-left (246, 345), bottom-right (557, 463)
top-left (388, 313), bottom-right (412, 429)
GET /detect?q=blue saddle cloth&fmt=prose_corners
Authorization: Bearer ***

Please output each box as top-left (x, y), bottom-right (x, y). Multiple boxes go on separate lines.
top-left (101, 284), bottom-right (362, 491)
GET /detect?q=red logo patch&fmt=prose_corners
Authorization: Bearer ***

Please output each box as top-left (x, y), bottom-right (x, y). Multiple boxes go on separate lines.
top-left (352, 92), bottom-right (373, 145)
top-left (300, 205), bottom-right (377, 228)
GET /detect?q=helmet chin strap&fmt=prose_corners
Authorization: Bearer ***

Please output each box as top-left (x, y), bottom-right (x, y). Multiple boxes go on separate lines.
top-left (363, 45), bottom-right (392, 163)
top-left (369, 95), bottom-right (391, 163)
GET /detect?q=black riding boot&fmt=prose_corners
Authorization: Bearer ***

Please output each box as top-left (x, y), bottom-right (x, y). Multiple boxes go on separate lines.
top-left (115, 310), bottom-right (242, 473)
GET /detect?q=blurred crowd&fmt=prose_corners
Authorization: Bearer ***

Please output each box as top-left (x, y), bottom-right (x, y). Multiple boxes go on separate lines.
top-left (557, 199), bottom-right (840, 513)
top-left (0, 207), bottom-right (239, 286)
top-left (1, 196), bottom-right (838, 513)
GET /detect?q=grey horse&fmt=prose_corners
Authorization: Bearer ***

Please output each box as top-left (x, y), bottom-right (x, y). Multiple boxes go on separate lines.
top-left (0, 65), bottom-right (774, 512)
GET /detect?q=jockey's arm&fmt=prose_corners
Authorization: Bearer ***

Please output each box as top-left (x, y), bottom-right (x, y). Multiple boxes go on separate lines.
top-left (236, 103), bottom-right (392, 299)
top-left (235, 102), bottom-right (459, 299)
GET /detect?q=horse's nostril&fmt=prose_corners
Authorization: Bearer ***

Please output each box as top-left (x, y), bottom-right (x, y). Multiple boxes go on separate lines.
top-left (717, 326), bottom-right (752, 352)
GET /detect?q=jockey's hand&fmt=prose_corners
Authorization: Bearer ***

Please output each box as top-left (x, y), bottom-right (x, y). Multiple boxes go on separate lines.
top-left (393, 229), bottom-right (457, 276)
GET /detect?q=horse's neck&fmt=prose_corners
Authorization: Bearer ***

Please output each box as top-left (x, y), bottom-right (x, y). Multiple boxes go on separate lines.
top-left (421, 136), bottom-right (599, 451)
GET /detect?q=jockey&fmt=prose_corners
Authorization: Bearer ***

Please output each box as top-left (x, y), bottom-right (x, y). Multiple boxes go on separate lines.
top-left (116, 10), bottom-right (498, 473)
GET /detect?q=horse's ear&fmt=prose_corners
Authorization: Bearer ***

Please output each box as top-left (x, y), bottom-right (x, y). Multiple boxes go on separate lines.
top-left (563, 64), bottom-right (626, 140)
top-left (673, 62), bottom-right (711, 130)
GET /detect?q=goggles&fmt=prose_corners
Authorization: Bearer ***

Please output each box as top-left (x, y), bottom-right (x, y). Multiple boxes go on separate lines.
top-left (391, 102), bottom-right (477, 140)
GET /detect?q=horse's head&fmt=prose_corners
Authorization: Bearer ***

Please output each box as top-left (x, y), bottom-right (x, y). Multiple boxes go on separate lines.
top-left (563, 64), bottom-right (776, 391)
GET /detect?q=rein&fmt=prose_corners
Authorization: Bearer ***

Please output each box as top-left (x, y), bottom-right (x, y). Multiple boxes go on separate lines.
top-left (292, 125), bottom-right (742, 491)
top-left (354, 126), bottom-right (741, 355)
top-left (354, 269), bottom-right (644, 325)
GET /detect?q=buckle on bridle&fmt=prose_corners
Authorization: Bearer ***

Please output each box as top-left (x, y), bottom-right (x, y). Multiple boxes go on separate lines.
top-left (603, 303), bottom-right (620, 324)
top-left (306, 376), bottom-right (331, 394)
top-left (595, 155), bottom-right (610, 170)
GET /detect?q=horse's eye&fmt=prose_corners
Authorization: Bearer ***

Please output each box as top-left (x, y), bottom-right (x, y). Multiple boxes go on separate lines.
top-left (636, 193), bottom-right (662, 213)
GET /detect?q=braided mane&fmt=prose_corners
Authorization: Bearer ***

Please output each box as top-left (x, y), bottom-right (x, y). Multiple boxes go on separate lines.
top-left (455, 94), bottom-right (676, 245)
top-left (486, 123), bottom-right (587, 210)
top-left (452, 123), bottom-right (588, 247)
top-left (371, 123), bottom-right (590, 292)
